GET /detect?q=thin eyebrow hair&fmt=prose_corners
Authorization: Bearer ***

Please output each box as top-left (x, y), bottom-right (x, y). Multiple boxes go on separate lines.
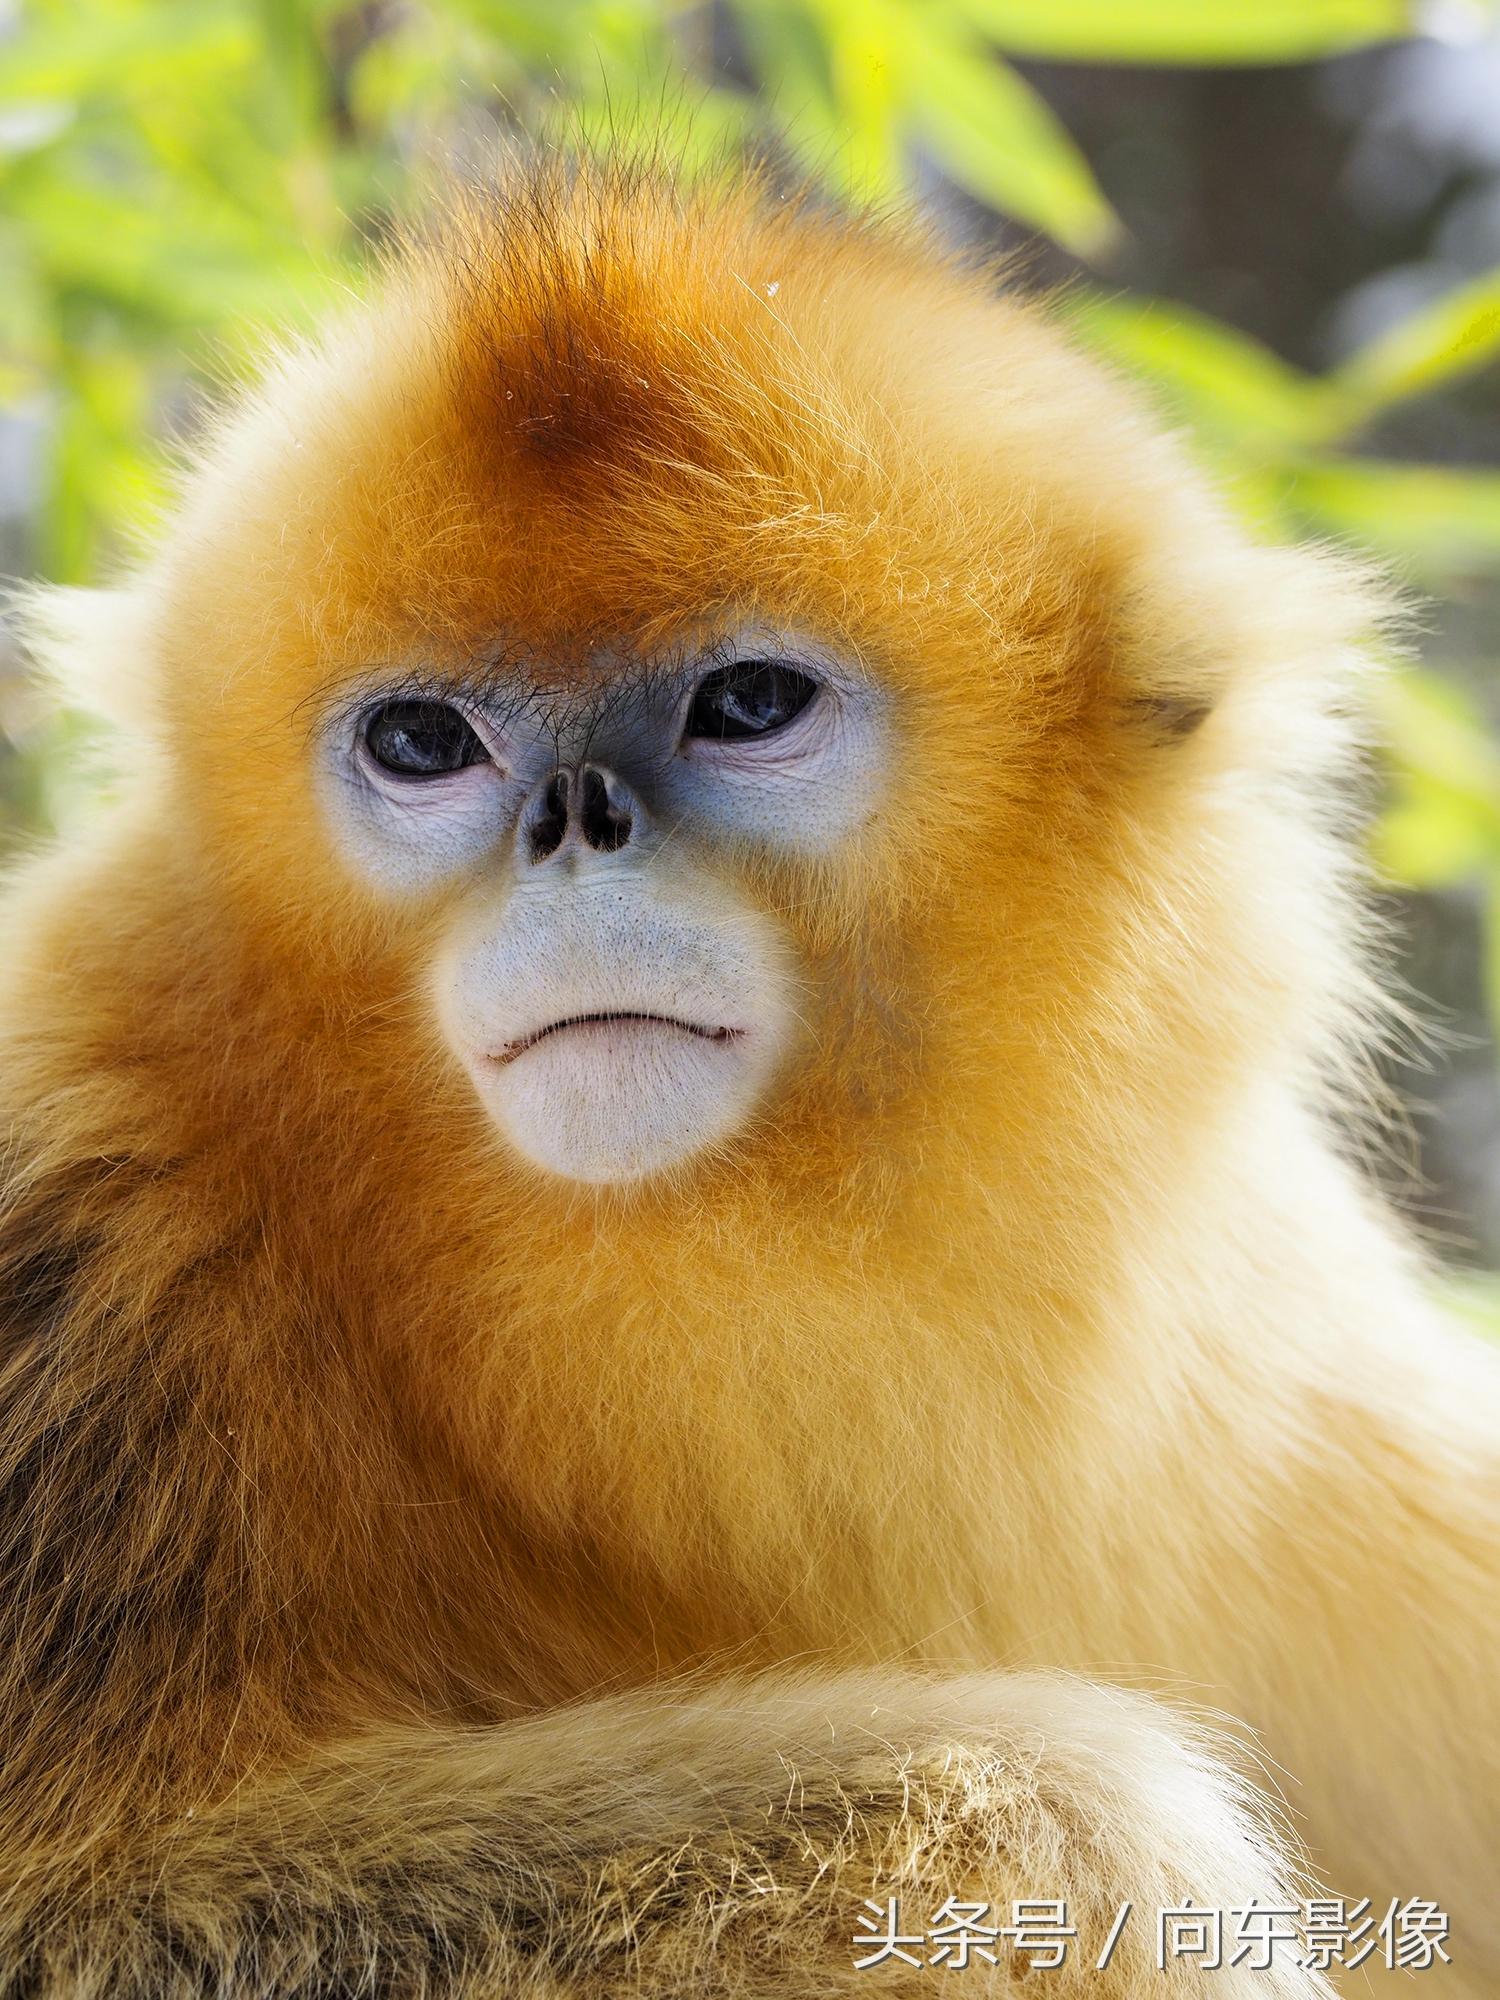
top-left (293, 630), bottom-right (848, 755)
top-left (293, 653), bottom-right (527, 745)
top-left (298, 640), bottom-right (663, 726)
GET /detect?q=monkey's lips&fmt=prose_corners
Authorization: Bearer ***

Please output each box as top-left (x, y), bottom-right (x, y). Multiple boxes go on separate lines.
top-left (437, 881), bottom-right (794, 1184)
top-left (491, 1011), bottom-right (743, 1065)
top-left (467, 1004), bottom-right (764, 1184)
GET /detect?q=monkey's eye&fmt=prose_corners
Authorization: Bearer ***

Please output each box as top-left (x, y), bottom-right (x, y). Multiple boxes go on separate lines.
top-left (685, 661), bottom-right (818, 741)
top-left (362, 699), bottom-right (489, 778)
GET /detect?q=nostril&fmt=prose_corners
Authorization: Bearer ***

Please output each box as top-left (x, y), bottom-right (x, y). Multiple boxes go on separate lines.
top-left (581, 767), bottom-right (633, 853)
top-left (528, 771), bottom-right (570, 863)
top-left (524, 765), bottom-right (635, 863)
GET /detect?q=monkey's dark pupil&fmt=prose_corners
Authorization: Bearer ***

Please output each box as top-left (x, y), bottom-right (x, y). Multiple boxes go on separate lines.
top-left (686, 661), bottom-right (818, 740)
top-left (364, 700), bottom-right (487, 776)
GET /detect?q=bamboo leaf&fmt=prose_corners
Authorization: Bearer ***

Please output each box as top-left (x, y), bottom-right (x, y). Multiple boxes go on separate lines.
top-left (0, 3), bottom-right (252, 102)
top-left (1289, 457), bottom-right (1500, 578)
top-left (1377, 671), bottom-right (1500, 830)
top-left (813, 0), bottom-right (908, 202)
top-left (907, 36), bottom-right (1119, 256)
top-left (947, 0), bottom-right (1417, 66)
top-left (1373, 671), bottom-right (1500, 891)
top-left (734, 0), bottom-right (878, 194)
top-left (1319, 268), bottom-right (1500, 436)
top-left (1070, 295), bottom-right (1322, 448)
top-left (1486, 869), bottom-right (1500, 1059)
top-left (1376, 798), bottom-right (1493, 887)
top-left (1438, 1271), bottom-right (1500, 1339)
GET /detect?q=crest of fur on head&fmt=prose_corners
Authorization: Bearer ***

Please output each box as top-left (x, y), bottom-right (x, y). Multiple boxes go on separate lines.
top-left (9, 149), bottom-right (1496, 2000)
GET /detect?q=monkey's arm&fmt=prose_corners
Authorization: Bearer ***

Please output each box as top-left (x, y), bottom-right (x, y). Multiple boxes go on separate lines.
top-left (3, 1670), bottom-right (1331, 2000)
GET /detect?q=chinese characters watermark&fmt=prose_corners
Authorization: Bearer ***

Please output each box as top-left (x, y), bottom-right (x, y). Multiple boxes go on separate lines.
top-left (853, 1895), bottom-right (1452, 1974)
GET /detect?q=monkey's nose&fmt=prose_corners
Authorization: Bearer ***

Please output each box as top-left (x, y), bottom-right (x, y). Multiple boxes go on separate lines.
top-left (521, 764), bottom-right (638, 865)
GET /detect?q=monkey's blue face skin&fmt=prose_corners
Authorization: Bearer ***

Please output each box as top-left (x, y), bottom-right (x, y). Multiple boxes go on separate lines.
top-left (314, 629), bottom-right (888, 1185)
top-left (318, 627), bottom-right (888, 897)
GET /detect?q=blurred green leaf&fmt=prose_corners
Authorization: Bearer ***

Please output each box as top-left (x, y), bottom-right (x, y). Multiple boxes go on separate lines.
top-left (1377, 798), bottom-right (1493, 887)
top-left (1380, 671), bottom-right (1500, 812)
top-left (1374, 672), bottom-right (1500, 898)
top-left (813, 0), bottom-right (907, 201)
top-left (733, 2), bottom-right (851, 181)
top-left (1487, 871), bottom-right (1500, 1063)
top-left (0, 2), bottom-right (253, 101)
top-left (1289, 458), bottom-right (1500, 578)
top-left (1315, 267), bottom-right (1500, 439)
top-left (906, 23), bottom-right (1118, 255)
top-left (949, 0), bottom-right (1416, 65)
top-left (1438, 1270), bottom-right (1500, 1339)
top-left (254, 0), bottom-right (330, 146)
top-left (739, 0), bottom-right (908, 200)
top-left (1071, 295), bottom-right (1321, 450)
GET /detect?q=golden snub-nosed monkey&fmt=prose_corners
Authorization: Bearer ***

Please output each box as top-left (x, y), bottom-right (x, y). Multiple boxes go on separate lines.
top-left (0, 157), bottom-right (1496, 1998)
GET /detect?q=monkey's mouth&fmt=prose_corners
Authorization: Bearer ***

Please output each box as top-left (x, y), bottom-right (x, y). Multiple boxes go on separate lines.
top-left (493, 1012), bottom-right (743, 1065)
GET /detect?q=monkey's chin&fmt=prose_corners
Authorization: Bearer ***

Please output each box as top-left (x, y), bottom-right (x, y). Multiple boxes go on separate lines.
top-left (471, 1016), bottom-right (767, 1184)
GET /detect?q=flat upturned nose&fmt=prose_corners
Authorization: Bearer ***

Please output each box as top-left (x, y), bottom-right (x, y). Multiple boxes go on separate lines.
top-left (520, 763), bottom-right (638, 865)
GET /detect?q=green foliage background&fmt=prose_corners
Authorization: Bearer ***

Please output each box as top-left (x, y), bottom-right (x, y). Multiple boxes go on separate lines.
top-left (1, 0), bottom-right (1499, 1308)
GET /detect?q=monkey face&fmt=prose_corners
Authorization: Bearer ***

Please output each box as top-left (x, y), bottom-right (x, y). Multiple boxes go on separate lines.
top-left (123, 171), bottom-right (1361, 1219)
top-left (315, 630), bottom-right (887, 1182)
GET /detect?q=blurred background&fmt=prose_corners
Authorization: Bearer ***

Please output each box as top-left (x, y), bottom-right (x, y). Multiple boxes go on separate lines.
top-left (1, 0), bottom-right (1499, 1312)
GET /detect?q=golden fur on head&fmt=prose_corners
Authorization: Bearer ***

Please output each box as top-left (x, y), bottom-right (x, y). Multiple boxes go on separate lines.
top-left (48, 155), bottom-right (1385, 1185)
top-left (0, 153), bottom-right (1495, 1998)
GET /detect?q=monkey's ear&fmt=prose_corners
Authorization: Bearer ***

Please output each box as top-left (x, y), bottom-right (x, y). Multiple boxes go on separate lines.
top-left (1125, 690), bottom-right (1214, 742)
top-left (9, 583), bottom-right (158, 737)
top-left (1107, 589), bottom-right (1230, 748)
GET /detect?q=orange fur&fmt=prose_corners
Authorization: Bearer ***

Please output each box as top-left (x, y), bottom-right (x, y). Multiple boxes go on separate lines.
top-left (0, 156), bottom-right (1496, 1996)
